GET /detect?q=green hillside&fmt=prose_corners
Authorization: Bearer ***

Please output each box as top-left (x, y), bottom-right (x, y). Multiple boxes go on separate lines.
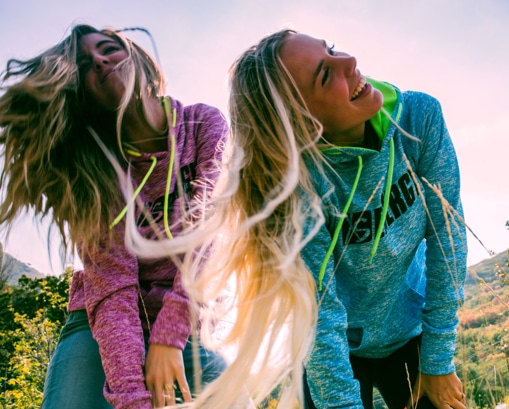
top-left (1, 253), bottom-right (46, 286)
top-left (457, 249), bottom-right (509, 409)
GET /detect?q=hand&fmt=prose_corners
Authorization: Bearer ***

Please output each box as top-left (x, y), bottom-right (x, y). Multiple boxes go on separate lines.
top-left (406, 372), bottom-right (466, 409)
top-left (145, 344), bottom-right (192, 408)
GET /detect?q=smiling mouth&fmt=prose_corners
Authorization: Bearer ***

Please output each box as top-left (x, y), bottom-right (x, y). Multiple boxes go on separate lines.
top-left (101, 70), bottom-right (115, 83)
top-left (351, 76), bottom-right (367, 101)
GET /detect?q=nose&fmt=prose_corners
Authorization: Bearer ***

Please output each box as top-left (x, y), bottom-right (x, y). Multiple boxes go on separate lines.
top-left (343, 55), bottom-right (357, 77)
top-left (91, 52), bottom-right (109, 71)
top-left (332, 53), bottom-right (357, 77)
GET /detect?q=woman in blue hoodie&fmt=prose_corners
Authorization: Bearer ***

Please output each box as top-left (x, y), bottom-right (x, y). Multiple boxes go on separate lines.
top-left (149, 28), bottom-right (467, 409)
top-left (249, 29), bottom-right (467, 409)
top-left (123, 28), bottom-right (468, 409)
top-left (276, 32), bottom-right (467, 409)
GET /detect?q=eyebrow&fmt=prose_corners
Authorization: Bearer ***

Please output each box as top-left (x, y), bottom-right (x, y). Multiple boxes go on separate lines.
top-left (95, 39), bottom-right (119, 49)
top-left (311, 40), bottom-right (328, 88)
top-left (78, 38), bottom-right (119, 62)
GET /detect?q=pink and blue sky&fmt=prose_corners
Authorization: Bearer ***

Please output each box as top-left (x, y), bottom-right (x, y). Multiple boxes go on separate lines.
top-left (1, 0), bottom-right (508, 274)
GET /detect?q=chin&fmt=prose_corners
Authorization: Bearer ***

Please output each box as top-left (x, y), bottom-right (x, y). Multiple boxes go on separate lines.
top-left (373, 90), bottom-right (384, 106)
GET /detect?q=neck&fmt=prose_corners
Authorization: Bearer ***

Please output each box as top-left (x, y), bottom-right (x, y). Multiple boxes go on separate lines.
top-left (323, 122), bottom-right (366, 147)
top-left (123, 96), bottom-right (168, 153)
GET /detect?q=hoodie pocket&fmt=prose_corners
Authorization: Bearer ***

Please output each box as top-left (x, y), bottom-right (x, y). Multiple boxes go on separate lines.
top-left (381, 284), bottom-right (424, 342)
top-left (347, 327), bottom-right (364, 349)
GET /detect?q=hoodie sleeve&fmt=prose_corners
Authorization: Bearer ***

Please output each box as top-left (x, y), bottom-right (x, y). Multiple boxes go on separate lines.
top-left (80, 226), bottom-right (153, 409)
top-left (410, 94), bottom-right (467, 375)
top-left (148, 104), bottom-right (228, 348)
top-left (301, 195), bottom-right (363, 409)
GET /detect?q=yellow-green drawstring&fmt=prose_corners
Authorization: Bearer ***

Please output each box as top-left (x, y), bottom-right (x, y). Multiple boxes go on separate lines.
top-left (369, 137), bottom-right (394, 263)
top-left (110, 97), bottom-right (177, 241)
top-left (369, 101), bottom-right (402, 263)
top-left (109, 150), bottom-right (157, 229)
top-left (318, 155), bottom-right (363, 290)
top-left (317, 102), bottom-right (403, 289)
top-left (162, 97), bottom-right (177, 239)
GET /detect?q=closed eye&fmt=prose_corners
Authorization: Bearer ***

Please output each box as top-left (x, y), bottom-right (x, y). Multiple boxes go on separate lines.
top-left (321, 42), bottom-right (335, 86)
top-left (103, 45), bottom-right (121, 54)
top-left (95, 39), bottom-right (124, 55)
top-left (321, 67), bottom-right (330, 86)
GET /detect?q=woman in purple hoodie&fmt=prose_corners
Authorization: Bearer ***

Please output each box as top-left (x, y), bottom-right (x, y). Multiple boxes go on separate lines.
top-left (0, 24), bottom-right (227, 408)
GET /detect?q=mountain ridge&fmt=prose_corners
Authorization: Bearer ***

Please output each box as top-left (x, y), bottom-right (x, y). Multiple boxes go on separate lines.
top-left (1, 252), bottom-right (46, 286)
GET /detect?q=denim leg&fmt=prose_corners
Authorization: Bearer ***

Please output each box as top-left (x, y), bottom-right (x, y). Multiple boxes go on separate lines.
top-left (42, 311), bottom-right (226, 408)
top-left (181, 336), bottom-right (227, 398)
top-left (41, 310), bottom-right (112, 409)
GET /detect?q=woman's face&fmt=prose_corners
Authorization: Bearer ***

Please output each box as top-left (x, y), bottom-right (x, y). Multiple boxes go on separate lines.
top-left (78, 33), bottom-right (129, 111)
top-left (279, 33), bottom-right (383, 145)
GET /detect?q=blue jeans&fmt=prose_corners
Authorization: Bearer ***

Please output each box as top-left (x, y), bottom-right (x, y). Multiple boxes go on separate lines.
top-left (41, 310), bottom-right (226, 409)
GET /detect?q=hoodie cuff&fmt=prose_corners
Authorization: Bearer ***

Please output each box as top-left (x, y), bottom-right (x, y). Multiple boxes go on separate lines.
top-left (148, 298), bottom-right (192, 350)
top-left (419, 328), bottom-right (457, 375)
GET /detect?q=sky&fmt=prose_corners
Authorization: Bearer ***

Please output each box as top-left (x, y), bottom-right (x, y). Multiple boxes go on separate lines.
top-left (0, 0), bottom-right (508, 274)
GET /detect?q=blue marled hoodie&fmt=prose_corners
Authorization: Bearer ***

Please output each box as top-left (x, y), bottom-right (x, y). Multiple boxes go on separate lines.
top-left (301, 79), bottom-right (467, 408)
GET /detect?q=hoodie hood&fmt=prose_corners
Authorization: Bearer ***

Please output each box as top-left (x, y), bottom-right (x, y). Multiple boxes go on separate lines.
top-left (366, 78), bottom-right (400, 142)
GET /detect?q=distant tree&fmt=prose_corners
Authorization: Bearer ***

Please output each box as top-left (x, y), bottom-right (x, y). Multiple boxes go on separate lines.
top-left (10, 272), bottom-right (70, 324)
top-left (0, 310), bottom-right (60, 408)
top-left (0, 267), bottom-right (71, 407)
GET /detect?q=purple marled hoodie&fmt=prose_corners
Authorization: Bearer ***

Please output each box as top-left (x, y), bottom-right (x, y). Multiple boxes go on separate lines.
top-left (67, 98), bottom-right (228, 409)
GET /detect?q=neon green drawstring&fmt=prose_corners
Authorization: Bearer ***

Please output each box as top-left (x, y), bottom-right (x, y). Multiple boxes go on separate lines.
top-left (317, 102), bottom-right (403, 287)
top-left (162, 97), bottom-right (177, 239)
top-left (369, 137), bottom-right (394, 263)
top-left (110, 97), bottom-right (177, 241)
top-left (369, 101), bottom-right (402, 263)
top-left (316, 139), bottom-right (393, 289)
top-left (109, 150), bottom-right (157, 229)
top-left (318, 155), bottom-right (363, 290)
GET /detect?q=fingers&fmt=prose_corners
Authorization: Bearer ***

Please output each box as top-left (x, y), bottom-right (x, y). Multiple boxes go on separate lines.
top-left (150, 380), bottom-right (192, 407)
top-left (150, 381), bottom-right (192, 407)
top-left (439, 389), bottom-right (467, 409)
top-left (163, 383), bottom-right (176, 407)
top-left (145, 345), bottom-right (192, 407)
top-left (453, 391), bottom-right (467, 409)
top-left (412, 391), bottom-right (467, 409)
top-left (175, 370), bottom-right (192, 403)
top-left (406, 390), bottom-right (467, 409)
top-left (149, 379), bottom-right (166, 408)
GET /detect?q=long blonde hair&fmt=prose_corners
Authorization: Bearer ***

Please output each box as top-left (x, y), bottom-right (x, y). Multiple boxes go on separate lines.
top-left (0, 24), bottom-right (166, 254)
top-left (124, 29), bottom-right (328, 408)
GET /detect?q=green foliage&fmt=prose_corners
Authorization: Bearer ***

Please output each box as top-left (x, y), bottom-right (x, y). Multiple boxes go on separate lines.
top-left (494, 249), bottom-right (509, 288)
top-left (11, 273), bottom-right (71, 323)
top-left (1, 311), bottom-right (60, 408)
top-left (457, 251), bottom-right (509, 409)
top-left (0, 247), bottom-right (507, 408)
top-left (0, 267), bottom-right (71, 408)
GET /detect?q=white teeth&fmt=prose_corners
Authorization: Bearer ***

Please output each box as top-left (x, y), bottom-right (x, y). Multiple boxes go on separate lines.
top-left (351, 77), bottom-right (367, 101)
